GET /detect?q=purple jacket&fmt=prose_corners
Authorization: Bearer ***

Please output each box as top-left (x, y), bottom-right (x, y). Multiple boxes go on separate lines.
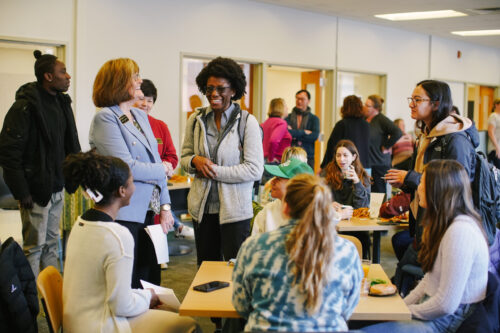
top-left (261, 117), bottom-right (291, 162)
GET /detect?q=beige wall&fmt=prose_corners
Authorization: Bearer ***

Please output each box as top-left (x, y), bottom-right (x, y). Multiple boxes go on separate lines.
top-left (0, 0), bottom-right (499, 153)
top-left (265, 68), bottom-right (301, 121)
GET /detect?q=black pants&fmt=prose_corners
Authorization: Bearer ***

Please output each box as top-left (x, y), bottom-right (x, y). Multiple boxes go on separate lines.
top-left (488, 150), bottom-right (500, 169)
top-left (371, 164), bottom-right (390, 193)
top-left (193, 214), bottom-right (250, 266)
top-left (117, 211), bottom-right (160, 288)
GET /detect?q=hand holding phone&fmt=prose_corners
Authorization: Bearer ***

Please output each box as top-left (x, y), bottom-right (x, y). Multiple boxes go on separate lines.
top-left (193, 280), bottom-right (230, 292)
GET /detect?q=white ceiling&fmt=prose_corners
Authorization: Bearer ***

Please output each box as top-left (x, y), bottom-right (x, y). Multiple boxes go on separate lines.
top-left (252, 0), bottom-right (500, 49)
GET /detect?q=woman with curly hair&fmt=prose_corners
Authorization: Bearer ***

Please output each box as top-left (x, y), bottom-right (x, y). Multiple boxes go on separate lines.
top-left (321, 95), bottom-right (370, 170)
top-left (62, 151), bottom-right (198, 333)
top-left (180, 57), bottom-right (263, 267)
top-left (232, 174), bottom-right (363, 331)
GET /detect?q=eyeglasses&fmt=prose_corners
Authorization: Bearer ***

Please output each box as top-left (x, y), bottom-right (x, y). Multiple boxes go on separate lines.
top-left (206, 86), bottom-right (230, 95)
top-left (407, 97), bottom-right (431, 106)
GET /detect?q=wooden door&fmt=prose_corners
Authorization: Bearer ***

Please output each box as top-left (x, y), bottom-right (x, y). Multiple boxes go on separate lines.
top-left (479, 86), bottom-right (495, 130)
top-left (301, 70), bottom-right (322, 173)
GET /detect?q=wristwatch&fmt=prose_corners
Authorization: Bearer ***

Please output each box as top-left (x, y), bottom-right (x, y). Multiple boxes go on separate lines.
top-left (160, 204), bottom-right (171, 212)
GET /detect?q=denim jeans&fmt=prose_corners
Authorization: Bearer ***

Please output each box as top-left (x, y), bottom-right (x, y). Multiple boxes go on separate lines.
top-left (362, 301), bottom-right (477, 333)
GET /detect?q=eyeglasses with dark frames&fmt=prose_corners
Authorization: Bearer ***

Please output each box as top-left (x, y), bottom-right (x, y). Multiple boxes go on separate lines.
top-left (206, 86), bottom-right (231, 95)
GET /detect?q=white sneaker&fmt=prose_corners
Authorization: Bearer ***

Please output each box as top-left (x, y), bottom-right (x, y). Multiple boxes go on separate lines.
top-left (175, 224), bottom-right (195, 240)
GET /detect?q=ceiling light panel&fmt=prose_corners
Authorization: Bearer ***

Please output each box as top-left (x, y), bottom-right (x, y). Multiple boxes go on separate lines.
top-left (375, 10), bottom-right (467, 21)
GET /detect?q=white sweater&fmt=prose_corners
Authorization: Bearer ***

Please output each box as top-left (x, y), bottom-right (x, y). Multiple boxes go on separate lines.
top-left (251, 199), bottom-right (286, 236)
top-left (404, 215), bottom-right (488, 320)
top-left (63, 218), bottom-right (151, 333)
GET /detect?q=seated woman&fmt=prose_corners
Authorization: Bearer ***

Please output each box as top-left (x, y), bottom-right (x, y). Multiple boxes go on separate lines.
top-left (251, 158), bottom-right (314, 235)
top-left (233, 174), bottom-right (363, 332)
top-left (62, 151), bottom-right (197, 333)
top-left (259, 146), bottom-right (307, 205)
top-left (325, 139), bottom-right (371, 208)
top-left (365, 160), bottom-right (488, 333)
top-left (325, 139), bottom-right (371, 258)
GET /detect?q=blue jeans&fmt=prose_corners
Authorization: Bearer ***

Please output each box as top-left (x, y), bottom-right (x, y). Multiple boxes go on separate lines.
top-left (362, 301), bottom-right (477, 333)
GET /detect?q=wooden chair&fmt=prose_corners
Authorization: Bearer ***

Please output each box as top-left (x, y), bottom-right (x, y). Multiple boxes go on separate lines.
top-left (37, 266), bottom-right (63, 333)
top-left (339, 234), bottom-right (362, 259)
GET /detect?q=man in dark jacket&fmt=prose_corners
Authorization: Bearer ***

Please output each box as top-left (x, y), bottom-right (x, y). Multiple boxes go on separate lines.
top-left (285, 89), bottom-right (320, 169)
top-left (0, 50), bottom-right (80, 277)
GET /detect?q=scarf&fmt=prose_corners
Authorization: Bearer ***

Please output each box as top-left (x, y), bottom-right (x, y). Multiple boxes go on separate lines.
top-left (410, 115), bottom-right (472, 217)
top-left (288, 106), bottom-right (311, 130)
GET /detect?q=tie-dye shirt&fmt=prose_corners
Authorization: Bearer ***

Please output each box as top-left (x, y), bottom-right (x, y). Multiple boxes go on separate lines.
top-left (232, 220), bottom-right (363, 332)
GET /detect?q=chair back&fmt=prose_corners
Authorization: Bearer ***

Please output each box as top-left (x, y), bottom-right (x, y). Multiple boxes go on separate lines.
top-left (37, 266), bottom-right (63, 333)
top-left (339, 234), bottom-right (362, 258)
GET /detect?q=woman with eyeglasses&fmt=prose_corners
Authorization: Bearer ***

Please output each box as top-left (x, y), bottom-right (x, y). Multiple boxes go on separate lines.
top-left (384, 80), bottom-right (479, 291)
top-left (180, 57), bottom-right (263, 269)
top-left (89, 58), bottom-right (174, 289)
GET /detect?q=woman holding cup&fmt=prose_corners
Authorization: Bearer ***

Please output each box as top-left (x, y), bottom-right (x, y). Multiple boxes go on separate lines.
top-left (325, 140), bottom-right (371, 258)
top-left (325, 139), bottom-right (371, 209)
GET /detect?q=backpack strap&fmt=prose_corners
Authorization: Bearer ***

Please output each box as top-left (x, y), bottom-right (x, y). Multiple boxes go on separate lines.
top-left (238, 109), bottom-right (250, 148)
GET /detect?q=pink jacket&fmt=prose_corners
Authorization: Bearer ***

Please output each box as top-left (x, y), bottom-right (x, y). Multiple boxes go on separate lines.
top-left (261, 117), bottom-right (292, 162)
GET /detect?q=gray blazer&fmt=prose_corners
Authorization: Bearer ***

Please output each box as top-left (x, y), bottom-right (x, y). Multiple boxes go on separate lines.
top-left (181, 105), bottom-right (263, 224)
top-left (89, 106), bottom-right (170, 223)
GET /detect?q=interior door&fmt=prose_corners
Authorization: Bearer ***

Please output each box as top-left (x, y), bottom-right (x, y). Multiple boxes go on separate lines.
top-left (479, 86), bottom-right (495, 130)
top-left (301, 70), bottom-right (322, 173)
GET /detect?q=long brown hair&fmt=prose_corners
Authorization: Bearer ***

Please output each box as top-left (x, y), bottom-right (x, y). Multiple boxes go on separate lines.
top-left (418, 160), bottom-right (483, 272)
top-left (325, 140), bottom-right (369, 190)
top-left (284, 174), bottom-right (336, 313)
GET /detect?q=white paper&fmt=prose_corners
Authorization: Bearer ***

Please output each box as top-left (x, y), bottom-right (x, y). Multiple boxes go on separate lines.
top-left (140, 280), bottom-right (180, 311)
top-left (369, 193), bottom-right (386, 218)
top-left (145, 224), bottom-right (169, 264)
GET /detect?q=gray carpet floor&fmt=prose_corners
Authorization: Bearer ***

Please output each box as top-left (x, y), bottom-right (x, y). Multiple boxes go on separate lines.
top-left (37, 225), bottom-right (400, 333)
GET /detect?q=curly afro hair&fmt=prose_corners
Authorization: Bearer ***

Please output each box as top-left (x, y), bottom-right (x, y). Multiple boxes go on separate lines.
top-left (195, 57), bottom-right (246, 101)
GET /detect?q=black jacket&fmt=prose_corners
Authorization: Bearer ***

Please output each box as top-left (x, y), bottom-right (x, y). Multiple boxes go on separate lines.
top-left (321, 117), bottom-right (371, 169)
top-left (402, 123), bottom-right (479, 244)
top-left (0, 82), bottom-right (80, 206)
top-left (456, 272), bottom-right (500, 333)
top-left (0, 237), bottom-right (39, 333)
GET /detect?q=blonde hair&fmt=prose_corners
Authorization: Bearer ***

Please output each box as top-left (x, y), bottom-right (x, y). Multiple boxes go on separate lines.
top-left (284, 174), bottom-right (336, 313)
top-left (281, 146), bottom-right (307, 163)
top-left (93, 58), bottom-right (139, 108)
top-left (268, 98), bottom-right (286, 117)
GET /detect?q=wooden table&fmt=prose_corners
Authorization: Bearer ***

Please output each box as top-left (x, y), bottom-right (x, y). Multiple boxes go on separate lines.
top-left (337, 217), bottom-right (408, 263)
top-left (179, 261), bottom-right (411, 321)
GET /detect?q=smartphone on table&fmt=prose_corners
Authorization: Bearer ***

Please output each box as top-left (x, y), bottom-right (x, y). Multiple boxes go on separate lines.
top-left (193, 280), bottom-right (230, 292)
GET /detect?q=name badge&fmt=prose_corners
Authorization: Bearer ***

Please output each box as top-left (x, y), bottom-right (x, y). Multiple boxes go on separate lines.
top-left (156, 138), bottom-right (163, 144)
top-left (119, 115), bottom-right (129, 124)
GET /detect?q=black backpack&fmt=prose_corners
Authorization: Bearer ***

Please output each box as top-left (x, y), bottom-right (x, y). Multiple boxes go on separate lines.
top-left (471, 151), bottom-right (500, 245)
top-left (441, 134), bottom-right (500, 245)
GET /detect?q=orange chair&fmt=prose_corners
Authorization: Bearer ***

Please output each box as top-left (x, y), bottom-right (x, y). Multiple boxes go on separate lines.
top-left (37, 266), bottom-right (63, 333)
top-left (339, 234), bottom-right (363, 259)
